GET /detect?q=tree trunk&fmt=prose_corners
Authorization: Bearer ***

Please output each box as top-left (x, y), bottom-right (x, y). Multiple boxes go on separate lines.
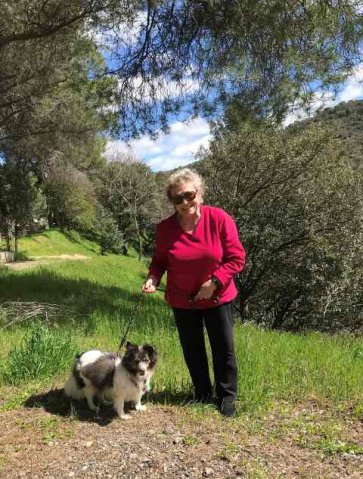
top-left (133, 214), bottom-right (143, 260)
top-left (6, 220), bottom-right (14, 251)
top-left (14, 223), bottom-right (19, 254)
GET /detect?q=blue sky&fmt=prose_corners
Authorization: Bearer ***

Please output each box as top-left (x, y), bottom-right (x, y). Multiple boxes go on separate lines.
top-left (105, 61), bottom-right (363, 172)
top-left (101, 5), bottom-right (363, 176)
top-left (98, 7), bottom-right (363, 173)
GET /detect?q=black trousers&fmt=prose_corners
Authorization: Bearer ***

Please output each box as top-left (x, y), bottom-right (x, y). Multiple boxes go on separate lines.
top-left (173, 301), bottom-right (237, 401)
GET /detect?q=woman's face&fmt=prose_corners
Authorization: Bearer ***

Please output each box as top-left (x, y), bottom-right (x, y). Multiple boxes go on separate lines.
top-left (170, 181), bottom-right (202, 218)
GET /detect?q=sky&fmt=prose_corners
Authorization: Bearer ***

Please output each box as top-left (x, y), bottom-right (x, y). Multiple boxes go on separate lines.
top-left (105, 63), bottom-right (363, 173)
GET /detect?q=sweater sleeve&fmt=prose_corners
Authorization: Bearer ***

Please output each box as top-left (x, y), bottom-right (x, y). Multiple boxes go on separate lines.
top-left (212, 211), bottom-right (246, 288)
top-left (148, 223), bottom-right (167, 285)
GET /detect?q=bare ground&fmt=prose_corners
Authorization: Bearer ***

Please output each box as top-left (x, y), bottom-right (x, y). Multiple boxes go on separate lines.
top-left (0, 390), bottom-right (362, 479)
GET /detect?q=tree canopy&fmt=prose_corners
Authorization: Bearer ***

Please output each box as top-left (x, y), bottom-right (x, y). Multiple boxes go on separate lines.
top-left (1, 1), bottom-right (362, 141)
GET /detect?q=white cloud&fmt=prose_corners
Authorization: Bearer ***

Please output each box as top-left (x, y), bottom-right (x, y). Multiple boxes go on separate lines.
top-left (283, 91), bottom-right (335, 126)
top-left (284, 62), bottom-right (363, 126)
top-left (105, 117), bottom-right (211, 171)
top-left (337, 63), bottom-right (363, 102)
top-left (115, 74), bottom-right (200, 104)
top-left (89, 11), bottom-right (148, 49)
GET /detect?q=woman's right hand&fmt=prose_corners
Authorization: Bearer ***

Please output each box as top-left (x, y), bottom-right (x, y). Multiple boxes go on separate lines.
top-left (142, 276), bottom-right (158, 293)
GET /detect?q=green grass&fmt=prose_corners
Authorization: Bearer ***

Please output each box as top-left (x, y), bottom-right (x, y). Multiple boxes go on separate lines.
top-left (18, 229), bottom-right (99, 257)
top-left (2, 323), bottom-right (78, 385)
top-left (0, 230), bottom-right (362, 414)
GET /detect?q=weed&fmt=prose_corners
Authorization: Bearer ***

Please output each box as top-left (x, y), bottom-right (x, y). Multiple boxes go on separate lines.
top-left (0, 387), bottom-right (38, 412)
top-left (240, 457), bottom-right (268, 479)
top-left (182, 435), bottom-right (200, 446)
top-left (1, 324), bottom-right (78, 386)
top-left (318, 439), bottom-right (363, 456)
top-left (353, 401), bottom-right (363, 420)
top-left (218, 442), bottom-right (241, 460)
top-left (0, 456), bottom-right (7, 472)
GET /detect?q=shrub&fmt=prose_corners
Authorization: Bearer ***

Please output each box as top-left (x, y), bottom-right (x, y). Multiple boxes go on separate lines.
top-left (2, 324), bottom-right (78, 385)
top-left (198, 123), bottom-right (362, 332)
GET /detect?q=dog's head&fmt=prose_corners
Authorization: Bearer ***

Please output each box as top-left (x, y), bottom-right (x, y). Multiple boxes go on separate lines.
top-left (122, 341), bottom-right (158, 377)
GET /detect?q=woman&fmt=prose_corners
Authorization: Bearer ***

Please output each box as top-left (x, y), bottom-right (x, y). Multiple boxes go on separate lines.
top-left (142, 168), bottom-right (245, 416)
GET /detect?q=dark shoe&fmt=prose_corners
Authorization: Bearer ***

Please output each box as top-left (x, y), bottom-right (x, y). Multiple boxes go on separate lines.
top-left (220, 398), bottom-right (236, 417)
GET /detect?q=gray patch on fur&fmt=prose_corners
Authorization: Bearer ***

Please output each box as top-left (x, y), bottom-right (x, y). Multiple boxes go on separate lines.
top-left (81, 354), bottom-right (116, 389)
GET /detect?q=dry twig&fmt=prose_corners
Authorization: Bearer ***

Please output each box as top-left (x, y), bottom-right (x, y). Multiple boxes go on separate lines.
top-left (0, 301), bottom-right (76, 329)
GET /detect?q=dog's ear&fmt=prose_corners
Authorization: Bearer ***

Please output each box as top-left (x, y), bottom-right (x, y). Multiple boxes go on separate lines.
top-left (126, 341), bottom-right (133, 350)
top-left (143, 344), bottom-right (157, 356)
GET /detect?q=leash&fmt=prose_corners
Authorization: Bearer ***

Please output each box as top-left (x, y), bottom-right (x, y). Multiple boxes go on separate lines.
top-left (117, 292), bottom-right (144, 356)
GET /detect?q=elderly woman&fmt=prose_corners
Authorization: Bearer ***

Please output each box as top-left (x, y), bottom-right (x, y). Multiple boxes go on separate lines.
top-left (142, 168), bottom-right (245, 416)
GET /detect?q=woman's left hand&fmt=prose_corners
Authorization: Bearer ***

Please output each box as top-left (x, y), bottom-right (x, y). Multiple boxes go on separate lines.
top-left (194, 279), bottom-right (217, 301)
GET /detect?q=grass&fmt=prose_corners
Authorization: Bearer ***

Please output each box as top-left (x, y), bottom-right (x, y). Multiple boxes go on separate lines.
top-left (17, 229), bottom-right (100, 257)
top-left (0, 229), bottom-right (362, 417)
top-left (3, 323), bottom-right (78, 385)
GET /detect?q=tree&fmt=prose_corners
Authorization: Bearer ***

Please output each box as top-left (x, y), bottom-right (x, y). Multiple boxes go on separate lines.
top-left (96, 158), bottom-right (163, 259)
top-left (92, 205), bottom-right (125, 255)
top-left (44, 161), bottom-right (97, 232)
top-left (1, 1), bottom-right (362, 141)
top-left (105, 0), bottom-right (363, 137)
top-left (0, 31), bottom-right (116, 179)
top-left (0, 161), bottom-right (46, 253)
top-left (197, 123), bottom-right (362, 332)
top-left (0, 0), bottom-right (133, 140)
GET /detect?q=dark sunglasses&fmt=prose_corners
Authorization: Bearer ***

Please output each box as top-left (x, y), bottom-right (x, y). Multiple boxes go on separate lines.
top-left (171, 190), bottom-right (197, 205)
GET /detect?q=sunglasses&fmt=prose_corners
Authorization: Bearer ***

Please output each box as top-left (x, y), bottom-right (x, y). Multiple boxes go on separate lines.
top-left (171, 190), bottom-right (197, 205)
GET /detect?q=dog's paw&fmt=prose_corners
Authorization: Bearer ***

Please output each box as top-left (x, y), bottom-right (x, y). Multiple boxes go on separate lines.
top-left (135, 404), bottom-right (147, 412)
top-left (90, 406), bottom-right (100, 414)
top-left (120, 413), bottom-right (132, 420)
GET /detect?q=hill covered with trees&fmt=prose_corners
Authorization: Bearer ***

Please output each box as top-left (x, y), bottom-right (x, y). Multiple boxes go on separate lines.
top-left (291, 100), bottom-right (363, 169)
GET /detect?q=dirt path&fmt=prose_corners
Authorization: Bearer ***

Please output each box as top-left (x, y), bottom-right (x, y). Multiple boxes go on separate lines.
top-left (0, 391), bottom-right (362, 479)
top-left (4, 255), bottom-right (90, 271)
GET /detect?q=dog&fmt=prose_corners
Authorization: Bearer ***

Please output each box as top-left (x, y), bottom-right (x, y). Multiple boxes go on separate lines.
top-left (64, 342), bottom-right (157, 419)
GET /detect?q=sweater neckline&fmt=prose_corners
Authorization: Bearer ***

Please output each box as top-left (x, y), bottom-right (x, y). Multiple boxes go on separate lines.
top-left (175, 205), bottom-right (204, 235)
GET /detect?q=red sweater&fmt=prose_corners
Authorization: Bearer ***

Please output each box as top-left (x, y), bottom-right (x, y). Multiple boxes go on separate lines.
top-left (148, 205), bottom-right (245, 309)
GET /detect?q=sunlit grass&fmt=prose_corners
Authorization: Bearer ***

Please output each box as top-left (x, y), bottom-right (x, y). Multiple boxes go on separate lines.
top-left (18, 229), bottom-right (99, 257)
top-left (0, 230), bottom-right (362, 413)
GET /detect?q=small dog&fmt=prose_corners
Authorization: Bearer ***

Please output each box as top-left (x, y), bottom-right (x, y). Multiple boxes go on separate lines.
top-left (64, 342), bottom-right (157, 419)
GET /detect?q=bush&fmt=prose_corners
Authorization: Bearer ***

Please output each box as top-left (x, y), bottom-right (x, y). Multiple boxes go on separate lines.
top-left (2, 324), bottom-right (78, 385)
top-left (198, 123), bottom-right (362, 332)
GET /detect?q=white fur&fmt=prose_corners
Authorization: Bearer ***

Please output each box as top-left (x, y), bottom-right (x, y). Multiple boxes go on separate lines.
top-left (78, 349), bottom-right (105, 367)
top-left (64, 350), bottom-right (106, 406)
top-left (64, 348), bottom-right (155, 420)
top-left (113, 359), bottom-right (153, 419)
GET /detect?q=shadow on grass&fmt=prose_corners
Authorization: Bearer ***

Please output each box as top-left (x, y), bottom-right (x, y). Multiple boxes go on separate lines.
top-left (0, 268), bottom-right (170, 331)
top-left (23, 388), bottom-right (200, 425)
top-left (62, 230), bottom-right (99, 254)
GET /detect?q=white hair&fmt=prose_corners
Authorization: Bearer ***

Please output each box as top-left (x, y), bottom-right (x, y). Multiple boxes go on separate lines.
top-left (166, 168), bottom-right (205, 201)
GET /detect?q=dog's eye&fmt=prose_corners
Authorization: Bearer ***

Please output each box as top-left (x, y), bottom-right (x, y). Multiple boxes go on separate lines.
top-left (135, 358), bottom-right (140, 363)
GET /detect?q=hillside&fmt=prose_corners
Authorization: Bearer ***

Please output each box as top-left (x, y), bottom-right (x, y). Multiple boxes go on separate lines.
top-left (291, 99), bottom-right (363, 168)
top-left (17, 229), bottom-right (100, 258)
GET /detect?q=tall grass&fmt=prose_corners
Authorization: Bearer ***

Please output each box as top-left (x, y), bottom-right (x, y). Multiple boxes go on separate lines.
top-left (2, 323), bottom-right (78, 385)
top-left (0, 231), bottom-right (362, 411)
